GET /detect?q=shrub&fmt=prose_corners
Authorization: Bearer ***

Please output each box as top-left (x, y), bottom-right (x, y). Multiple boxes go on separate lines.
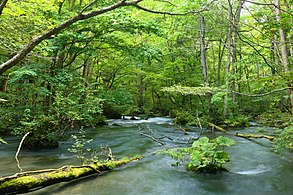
top-left (163, 136), bottom-right (236, 173)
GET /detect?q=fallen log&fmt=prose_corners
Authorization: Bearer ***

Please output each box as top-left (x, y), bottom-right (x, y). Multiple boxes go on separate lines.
top-left (208, 123), bottom-right (226, 132)
top-left (0, 156), bottom-right (141, 195)
top-left (235, 132), bottom-right (274, 141)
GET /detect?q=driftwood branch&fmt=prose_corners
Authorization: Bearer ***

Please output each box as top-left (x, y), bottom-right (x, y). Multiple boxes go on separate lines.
top-left (15, 132), bottom-right (30, 173)
top-left (208, 123), bottom-right (226, 132)
top-left (0, 98), bottom-right (8, 102)
top-left (174, 123), bottom-right (189, 135)
top-left (235, 132), bottom-right (274, 141)
top-left (140, 133), bottom-right (165, 145)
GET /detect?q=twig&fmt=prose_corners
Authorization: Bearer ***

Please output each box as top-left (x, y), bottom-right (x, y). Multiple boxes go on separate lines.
top-left (15, 132), bottom-right (30, 173)
top-left (227, 87), bottom-right (293, 97)
top-left (140, 133), bottom-right (165, 146)
top-left (79, 0), bottom-right (98, 14)
top-left (134, 0), bottom-right (216, 15)
top-left (174, 123), bottom-right (189, 135)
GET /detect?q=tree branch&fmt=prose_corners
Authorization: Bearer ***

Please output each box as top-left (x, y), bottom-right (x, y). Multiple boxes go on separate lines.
top-left (134, 0), bottom-right (216, 16)
top-left (0, 0), bottom-right (8, 16)
top-left (79, 0), bottom-right (98, 13)
top-left (227, 87), bottom-right (293, 97)
top-left (15, 132), bottom-right (30, 173)
top-left (0, 0), bottom-right (143, 75)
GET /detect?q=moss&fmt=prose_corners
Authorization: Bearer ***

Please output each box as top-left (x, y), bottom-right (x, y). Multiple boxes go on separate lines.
top-left (0, 156), bottom-right (142, 194)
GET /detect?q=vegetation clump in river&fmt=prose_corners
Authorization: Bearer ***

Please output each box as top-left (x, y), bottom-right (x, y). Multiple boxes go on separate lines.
top-left (162, 136), bottom-right (236, 173)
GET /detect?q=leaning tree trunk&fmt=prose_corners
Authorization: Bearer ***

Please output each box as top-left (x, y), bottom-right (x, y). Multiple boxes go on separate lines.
top-left (0, 157), bottom-right (141, 194)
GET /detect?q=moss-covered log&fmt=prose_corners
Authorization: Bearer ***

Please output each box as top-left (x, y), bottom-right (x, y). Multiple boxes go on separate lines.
top-left (208, 123), bottom-right (226, 132)
top-left (0, 157), bottom-right (141, 194)
top-left (235, 132), bottom-right (274, 141)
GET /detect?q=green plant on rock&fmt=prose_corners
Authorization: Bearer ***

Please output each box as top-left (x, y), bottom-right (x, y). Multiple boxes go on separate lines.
top-left (163, 136), bottom-right (236, 173)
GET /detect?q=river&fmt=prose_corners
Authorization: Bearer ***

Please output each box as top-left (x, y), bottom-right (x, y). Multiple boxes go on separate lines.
top-left (0, 117), bottom-right (292, 195)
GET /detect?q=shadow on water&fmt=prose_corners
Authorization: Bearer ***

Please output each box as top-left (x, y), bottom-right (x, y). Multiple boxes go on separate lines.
top-left (0, 117), bottom-right (292, 195)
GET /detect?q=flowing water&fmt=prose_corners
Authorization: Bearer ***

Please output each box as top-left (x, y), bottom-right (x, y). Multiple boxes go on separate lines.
top-left (0, 117), bottom-right (292, 195)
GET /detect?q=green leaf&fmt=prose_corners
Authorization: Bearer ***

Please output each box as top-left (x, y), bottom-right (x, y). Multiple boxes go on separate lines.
top-left (215, 136), bottom-right (236, 147)
top-left (192, 137), bottom-right (209, 147)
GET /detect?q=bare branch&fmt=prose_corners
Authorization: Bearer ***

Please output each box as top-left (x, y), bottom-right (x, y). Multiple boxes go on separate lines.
top-left (246, 0), bottom-right (275, 6)
top-left (245, 0), bottom-right (293, 16)
top-left (134, 0), bottom-right (216, 16)
top-left (227, 87), bottom-right (293, 97)
top-left (155, 0), bottom-right (178, 7)
top-left (15, 132), bottom-right (30, 173)
top-left (79, 0), bottom-right (98, 13)
top-left (140, 132), bottom-right (165, 145)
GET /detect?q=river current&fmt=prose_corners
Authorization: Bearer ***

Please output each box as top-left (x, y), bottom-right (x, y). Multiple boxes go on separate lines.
top-left (0, 117), bottom-right (292, 195)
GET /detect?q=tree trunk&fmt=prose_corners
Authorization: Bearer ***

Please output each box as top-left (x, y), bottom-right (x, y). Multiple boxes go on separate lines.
top-left (199, 14), bottom-right (208, 85)
top-left (231, 0), bottom-right (244, 102)
top-left (0, 157), bottom-right (141, 194)
top-left (138, 72), bottom-right (144, 112)
top-left (223, 0), bottom-right (233, 118)
top-left (274, 0), bottom-right (293, 113)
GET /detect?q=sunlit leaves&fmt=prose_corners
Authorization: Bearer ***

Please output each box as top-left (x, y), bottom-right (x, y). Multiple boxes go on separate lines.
top-left (163, 136), bottom-right (236, 173)
top-left (162, 85), bottom-right (218, 96)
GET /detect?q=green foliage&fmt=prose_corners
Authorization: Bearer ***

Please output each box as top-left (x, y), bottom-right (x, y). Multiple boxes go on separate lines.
top-left (52, 86), bottom-right (103, 128)
top-left (162, 86), bottom-right (217, 96)
top-left (172, 110), bottom-right (196, 126)
top-left (163, 136), bottom-right (236, 173)
top-left (98, 88), bottom-right (134, 118)
top-left (223, 115), bottom-right (250, 127)
top-left (274, 126), bottom-right (293, 155)
top-left (259, 112), bottom-right (292, 128)
top-left (68, 130), bottom-right (96, 165)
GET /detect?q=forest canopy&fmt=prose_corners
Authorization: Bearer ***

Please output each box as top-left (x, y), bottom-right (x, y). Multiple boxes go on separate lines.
top-left (0, 0), bottom-right (292, 149)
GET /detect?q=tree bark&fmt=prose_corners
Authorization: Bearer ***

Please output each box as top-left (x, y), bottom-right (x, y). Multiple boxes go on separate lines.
top-left (0, 157), bottom-right (141, 194)
top-left (274, 0), bottom-right (293, 113)
top-left (223, 0), bottom-right (233, 118)
top-left (0, 0), bottom-right (8, 16)
top-left (231, 0), bottom-right (244, 102)
top-left (0, 0), bottom-right (143, 75)
top-left (235, 132), bottom-right (274, 141)
top-left (199, 14), bottom-right (208, 85)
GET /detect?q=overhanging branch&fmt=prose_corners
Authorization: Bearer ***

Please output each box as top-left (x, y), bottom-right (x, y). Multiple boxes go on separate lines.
top-left (134, 0), bottom-right (216, 15)
top-left (0, 0), bottom-right (143, 75)
top-left (227, 87), bottom-right (293, 97)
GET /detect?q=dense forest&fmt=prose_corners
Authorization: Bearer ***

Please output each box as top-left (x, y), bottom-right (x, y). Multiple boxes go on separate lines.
top-left (0, 0), bottom-right (292, 193)
top-left (0, 0), bottom-right (292, 153)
